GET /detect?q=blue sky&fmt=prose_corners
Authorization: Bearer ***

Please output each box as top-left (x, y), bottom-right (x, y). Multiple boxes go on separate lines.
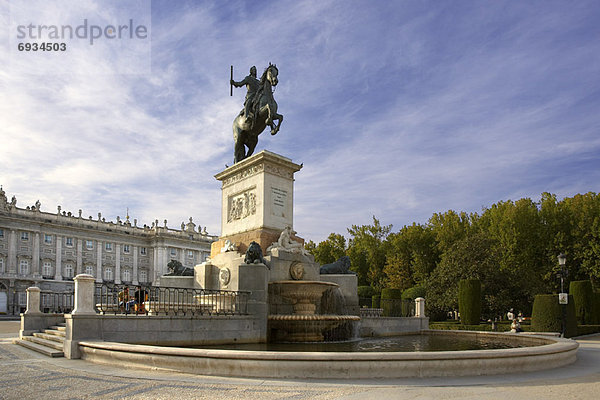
top-left (1, 0), bottom-right (599, 242)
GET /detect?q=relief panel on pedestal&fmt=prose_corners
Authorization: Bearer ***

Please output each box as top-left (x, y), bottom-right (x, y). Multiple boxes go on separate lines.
top-left (227, 188), bottom-right (257, 223)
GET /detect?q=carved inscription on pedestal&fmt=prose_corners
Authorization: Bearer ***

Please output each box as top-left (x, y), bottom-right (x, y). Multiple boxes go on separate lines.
top-left (271, 187), bottom-right (287, 218)
top-left (228, 189), bottom-right (257, 222)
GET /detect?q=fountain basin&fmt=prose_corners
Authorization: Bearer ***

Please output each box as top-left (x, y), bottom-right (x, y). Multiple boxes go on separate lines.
top-left (269, 314), bottom-right (361, 342)
top-left (269, 280), bottom-right (339, 315)
top-left (78, 330), bottom-right (578, 379)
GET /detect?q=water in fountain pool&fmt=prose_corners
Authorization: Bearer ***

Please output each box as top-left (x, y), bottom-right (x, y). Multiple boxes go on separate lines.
top-left (194, 333), bottom-right (539, 352)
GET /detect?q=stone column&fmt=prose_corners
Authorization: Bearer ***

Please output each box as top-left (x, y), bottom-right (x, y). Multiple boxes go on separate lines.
top-left (179, 248), bottom-right (185, 265)
top-left (8, 230), bottom-right (17, 273)
top-left (415, 297), bottom-right (426, 317)
top-left (54, 236), bottom-right (62, 280)
top-left (115, 244), bottom-right (121, 284)
top-left (155, 246), bottom-right (166, 281)
top-left (76, 238), bottom-right (83, 275)
top-left (132, 246), bottom-right (139, 285)
top-left (152, 246), bottom-right (158, 283)
top-left (96, 241), bottom-right (103, 282)
top-left (25, 286), bottom-right (42, 315)
top-left (32, 232), bottom-right (40, 277)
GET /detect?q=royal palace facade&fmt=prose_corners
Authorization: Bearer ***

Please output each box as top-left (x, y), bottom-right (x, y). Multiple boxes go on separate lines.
top-left (0, 186), bottom-right (217, 315)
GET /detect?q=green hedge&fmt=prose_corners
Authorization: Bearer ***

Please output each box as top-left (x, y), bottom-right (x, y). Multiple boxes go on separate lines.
top-left (357, 286), bottom-right (377, 298)
top-left (577, 325), bottom-right (600, 336)
top-left (570, 280), bottom-right (595, 324)
top-left (381, 288), bottom-right (403, 317)
top-left (372, 295), bottom-right (381, 309)
top-left (402, 285), bottom-right (426, 300)
top-left (531, 294), bottom-right (577, 337)
top-left (458, 279), bottom-right (481, 325)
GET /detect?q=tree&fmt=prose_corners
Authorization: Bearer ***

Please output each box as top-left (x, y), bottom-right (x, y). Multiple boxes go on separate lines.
top-left (347, 216), bottom-right (392, 289)
top-left (311, 233), bottom-right (347, 265)
top-left (426, 232), bottom-right (509, 319)
top-left (474, 198), bottom-right (549, 305)
top-left (383, 223), bottom-right (439, 290)
top-left (428, 210), bottom-right (472, 253)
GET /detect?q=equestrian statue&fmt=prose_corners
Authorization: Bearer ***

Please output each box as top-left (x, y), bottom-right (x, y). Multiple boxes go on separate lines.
top-left (230, 63), bottom-right (283, 164)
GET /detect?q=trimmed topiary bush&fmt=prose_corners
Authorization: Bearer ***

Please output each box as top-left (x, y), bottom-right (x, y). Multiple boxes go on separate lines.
top-left (570, 280), bottom-right (595, 324)
top-left (531, 294), bottom-right (577, 337)
top-left (458, 279), bottom-right (481, 325)
top-left (402, 285), bottom-right (426, 301)
top-left (381, 288), bottom-right (403, 317)
top-left (372, 295), bottom-right (381, 309)
top-left (401, 285), bottom-right (426, 317)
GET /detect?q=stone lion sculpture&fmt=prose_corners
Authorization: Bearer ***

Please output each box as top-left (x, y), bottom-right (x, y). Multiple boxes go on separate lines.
top-left (319, 256), bottom-right (355, 275)
top-left (164, 260), bottom-right (194, 276)
top-left (245, 241), bottom-right (267, 266)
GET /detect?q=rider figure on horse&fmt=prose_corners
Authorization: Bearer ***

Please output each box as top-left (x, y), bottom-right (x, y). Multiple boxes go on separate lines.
top-left (230, 63), bottom-right (283, 164)
top-left (230, 66), bottom-right (260, 123)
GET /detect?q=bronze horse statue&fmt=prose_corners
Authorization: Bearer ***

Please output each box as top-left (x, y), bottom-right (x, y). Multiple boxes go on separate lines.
top-left (232, 63), bottom-right (283, 163)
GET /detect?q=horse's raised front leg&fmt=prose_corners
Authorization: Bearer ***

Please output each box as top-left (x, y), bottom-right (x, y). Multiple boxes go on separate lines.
top-left (270, 113), bottom-right (283, 135)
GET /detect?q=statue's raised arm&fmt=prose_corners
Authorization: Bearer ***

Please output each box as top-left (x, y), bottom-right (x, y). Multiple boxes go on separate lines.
top-left (231, 63), bottom-right (283, 164)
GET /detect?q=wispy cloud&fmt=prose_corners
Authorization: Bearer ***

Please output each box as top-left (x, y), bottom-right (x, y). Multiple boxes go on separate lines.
top-left (1, 0), bottom-right (599, 242)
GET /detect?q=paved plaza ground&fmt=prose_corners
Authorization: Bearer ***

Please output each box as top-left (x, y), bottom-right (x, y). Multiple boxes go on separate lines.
top-left (1, 320), bottom-right (599, 399)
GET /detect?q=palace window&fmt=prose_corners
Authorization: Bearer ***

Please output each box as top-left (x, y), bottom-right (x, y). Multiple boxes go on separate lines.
top-left (66, 237), bottom-right (74, 247)
top-left (123, 245), bottom-right (130, 253)
top-left (44, 234), bottom-right (52, 244)
top-left (19, 260), bottom-right (29, 275)
top-left (86, 240), bottom-right (94, 250)
top-left (122, 269), bottom-right (131, 282)
top-left (105, 242), bottom-right (113, 251)
top-left (104, 267), bottom-right (113, 281)
top-left (170, 248), bottom-right (177, 257)
top-left (64, 264), bottom-right (74, 279)
top-left (0, 229), bottom-right (4, 238)
top-left (139, 269), bottom-right (147, 283)
top-left (0, 258), bottom-right (4, 273)
top-left (21, 231), bottom-right (29, 241)
top-left (42, 262), bottom-right (53, 277)
top-left (187, 250), bottom-right (194, 258)
top-left (140, 247), bottom-right (147, 255)
top-left (85, 265), bottom-right (94, 276)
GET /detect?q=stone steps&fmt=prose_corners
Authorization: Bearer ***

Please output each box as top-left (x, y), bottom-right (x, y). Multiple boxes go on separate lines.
top-left (14, 338), bottom-right (64, 357)
top-left (33, 332), bottom-right (64, 343)
top-left (43, 328), bottom-right (66, 338)
top-left (22, 335), bottom-right (64, 351)
top-left (16, 320), bottom-right (65, 358)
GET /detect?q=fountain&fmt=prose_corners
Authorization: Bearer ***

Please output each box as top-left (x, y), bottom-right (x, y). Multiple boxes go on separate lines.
top-left (268, 280), bottom-right (360, 342)
top-left (72, 151), bottom-right (579, 379)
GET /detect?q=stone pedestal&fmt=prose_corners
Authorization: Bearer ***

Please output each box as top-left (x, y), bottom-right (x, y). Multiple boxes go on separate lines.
top-left (158, 275), bottom-right (194, 289)
top-left (72, 274), bottom-right (96, 316)
top-left (415, 297), bottom-right (426, 317)
top-left (213, 151), bottom-right (302, 256)
top-left (24, 286), bottom-right (42, 315)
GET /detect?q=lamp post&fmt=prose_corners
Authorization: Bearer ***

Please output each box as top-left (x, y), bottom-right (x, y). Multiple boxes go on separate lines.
top-left (557, 253), bottom-right (568, 337)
